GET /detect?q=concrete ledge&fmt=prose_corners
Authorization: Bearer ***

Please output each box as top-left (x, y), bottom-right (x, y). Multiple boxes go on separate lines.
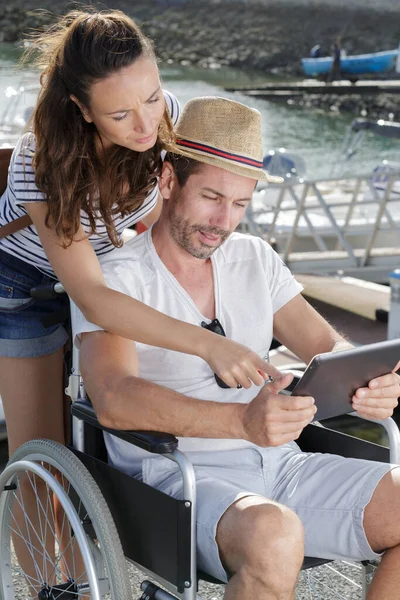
top-left (296, 274), bottom-right (390, 320)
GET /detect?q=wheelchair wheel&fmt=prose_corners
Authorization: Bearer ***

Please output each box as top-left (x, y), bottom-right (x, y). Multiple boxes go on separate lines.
top-left (0, 439), bottom-right (131, 599)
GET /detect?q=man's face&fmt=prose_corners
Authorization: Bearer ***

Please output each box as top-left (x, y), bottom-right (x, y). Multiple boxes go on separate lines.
top-left (161, 162), bottom-right (255, 259)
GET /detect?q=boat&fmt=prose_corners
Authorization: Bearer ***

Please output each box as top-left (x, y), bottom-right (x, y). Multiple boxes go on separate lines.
top-left (301, 49), bottom-right (398, 77)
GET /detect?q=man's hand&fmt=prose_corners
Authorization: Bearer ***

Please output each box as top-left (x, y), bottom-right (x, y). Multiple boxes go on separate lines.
top-left (352, 371), bottom-right (400, 420)
top-left (241, 373), bottom-right (317, 447)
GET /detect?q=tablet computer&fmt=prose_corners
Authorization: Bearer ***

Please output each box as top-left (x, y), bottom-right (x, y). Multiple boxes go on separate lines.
top-left (291, 338), bottom-right (400, 421)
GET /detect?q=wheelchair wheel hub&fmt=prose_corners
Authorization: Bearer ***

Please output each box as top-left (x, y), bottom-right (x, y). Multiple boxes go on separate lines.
top-left (38, 580), bottom-right (78, 600)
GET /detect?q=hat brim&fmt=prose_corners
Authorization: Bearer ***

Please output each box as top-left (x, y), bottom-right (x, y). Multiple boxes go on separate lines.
top-left (166, 144), bottom-right (284, 184)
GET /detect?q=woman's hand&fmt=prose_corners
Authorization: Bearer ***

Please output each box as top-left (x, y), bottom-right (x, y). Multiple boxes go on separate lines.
top-left (202, 334), bottom-right (281, 389)
top-left (352, 371), bottom-right (400, 420)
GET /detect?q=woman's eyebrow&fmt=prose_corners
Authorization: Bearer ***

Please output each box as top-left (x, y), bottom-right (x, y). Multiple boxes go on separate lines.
top-left (105, 86), bottom-right (161, 115)
top-left (146, 85), bottom-right (161, 101)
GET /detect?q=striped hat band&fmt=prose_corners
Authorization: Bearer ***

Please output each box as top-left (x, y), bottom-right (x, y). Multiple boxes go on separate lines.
top-left (176, 139), bottom-right (263, 170)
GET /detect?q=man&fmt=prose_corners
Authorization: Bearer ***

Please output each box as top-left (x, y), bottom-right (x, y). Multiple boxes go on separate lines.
top-left (329, 38), bottom-right (342, 82)
top-left (73, 97), bottom-right (400, 600)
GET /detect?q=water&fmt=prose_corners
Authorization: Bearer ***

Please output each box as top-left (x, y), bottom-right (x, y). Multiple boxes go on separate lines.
top-left (2, 42), bottom-right (400, 178)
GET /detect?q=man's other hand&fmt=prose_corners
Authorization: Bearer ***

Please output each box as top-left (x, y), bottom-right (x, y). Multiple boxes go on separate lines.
top-left (241, 373), bottom-right (317, 447)
top-left (352, 372), bottom-right (400, 421)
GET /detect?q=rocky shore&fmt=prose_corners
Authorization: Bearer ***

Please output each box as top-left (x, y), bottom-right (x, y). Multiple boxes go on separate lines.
top-left (1, 0), bottom-right (399, 75)
top-left (283, 93), bottom-right (400, 122)
top-left (1, 0), bottom-right (400, 118)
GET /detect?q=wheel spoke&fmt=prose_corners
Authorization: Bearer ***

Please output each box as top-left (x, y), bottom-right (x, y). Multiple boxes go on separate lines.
top-left (28, 470), bottom-right (51, 584)
top-left (14, 480), bottom-right (44, 585)
top-left (0, 441), bottom-right (131, 600)
top-left (12, 484), bottom-right (69, 581)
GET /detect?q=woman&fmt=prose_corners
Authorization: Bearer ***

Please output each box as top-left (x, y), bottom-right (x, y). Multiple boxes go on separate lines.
top-left (0, 9), bottom-right (273, 459)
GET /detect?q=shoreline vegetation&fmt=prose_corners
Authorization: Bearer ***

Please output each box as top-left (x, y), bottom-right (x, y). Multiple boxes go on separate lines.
top-left (1, 0), bottom-right (400, 118)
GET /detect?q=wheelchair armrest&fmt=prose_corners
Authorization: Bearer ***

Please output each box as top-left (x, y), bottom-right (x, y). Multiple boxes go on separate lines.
top-left (71, 400), bottom-right (179, 454)
top-left (347, 413), bottom-right (400, 464)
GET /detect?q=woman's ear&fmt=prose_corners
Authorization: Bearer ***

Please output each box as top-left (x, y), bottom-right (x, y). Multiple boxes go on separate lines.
top-left (70, 95), bottom-right (93, 123)
top-left (159, 161), bottom-right (177, 199)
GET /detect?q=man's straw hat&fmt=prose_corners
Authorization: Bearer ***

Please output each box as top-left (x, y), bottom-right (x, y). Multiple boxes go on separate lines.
top-left (169, 96), bottom-right (283, 183)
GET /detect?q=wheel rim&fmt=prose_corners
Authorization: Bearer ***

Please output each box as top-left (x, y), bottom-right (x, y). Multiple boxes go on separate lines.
top-left (0, 460), bottom-right (111, 599)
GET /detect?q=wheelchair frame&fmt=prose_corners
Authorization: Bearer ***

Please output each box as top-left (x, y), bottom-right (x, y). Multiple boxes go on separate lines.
top-left (69, 334), bottom-right (400, 600)
top-left (1, 282), bottom-right (400, 600)
top-left (69, 398), bottom-right (400, 600)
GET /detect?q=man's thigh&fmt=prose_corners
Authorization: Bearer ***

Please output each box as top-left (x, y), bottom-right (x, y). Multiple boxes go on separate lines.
top-left (142, 447), bottom-right (268, 582)
top-left (266, 444), bottom-right (396, 562)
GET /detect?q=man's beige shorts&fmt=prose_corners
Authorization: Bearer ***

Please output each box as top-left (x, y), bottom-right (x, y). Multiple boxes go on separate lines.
top-left (142, 442), bottom-right (396, 582)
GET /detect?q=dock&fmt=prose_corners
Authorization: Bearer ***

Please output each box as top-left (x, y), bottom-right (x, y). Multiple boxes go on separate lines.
top-left (244, 170), bottom-right (400, 285)
top-left (225, 79), bottom-right (400, 99)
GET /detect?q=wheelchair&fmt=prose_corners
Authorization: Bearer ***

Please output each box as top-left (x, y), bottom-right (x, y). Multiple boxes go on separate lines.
top-left (0, 282), bottom-right (399, 600)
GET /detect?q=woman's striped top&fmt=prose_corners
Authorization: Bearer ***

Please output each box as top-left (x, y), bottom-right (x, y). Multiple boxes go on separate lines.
top-left (0, 90), bottom-right (180, 276)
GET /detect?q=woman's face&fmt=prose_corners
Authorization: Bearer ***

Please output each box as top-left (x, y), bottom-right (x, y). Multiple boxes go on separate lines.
top-left (75, 56), bottom-right (165, 152)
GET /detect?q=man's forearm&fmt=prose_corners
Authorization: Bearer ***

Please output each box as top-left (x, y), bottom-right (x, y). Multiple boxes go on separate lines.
top-left (93, 375), bottom-right (247, 440)
top-left (273, 295), bottom-right (350, 364)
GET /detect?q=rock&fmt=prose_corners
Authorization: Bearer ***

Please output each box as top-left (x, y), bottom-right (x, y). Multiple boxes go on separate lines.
top-left (1, 0), bottom-right (399, 77)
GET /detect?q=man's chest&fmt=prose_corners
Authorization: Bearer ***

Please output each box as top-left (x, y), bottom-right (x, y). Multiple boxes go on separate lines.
top-left (179, 280), bottom-right (215, 320)
top-left (171, 264), bottom-right (216, 320)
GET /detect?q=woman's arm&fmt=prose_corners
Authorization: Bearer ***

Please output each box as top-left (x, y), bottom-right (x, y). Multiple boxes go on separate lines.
top-left (26, 203), bottom-right (280, 388)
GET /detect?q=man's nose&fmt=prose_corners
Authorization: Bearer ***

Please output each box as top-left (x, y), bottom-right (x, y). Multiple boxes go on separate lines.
top-left (212, 204), bottom-right (232, 230)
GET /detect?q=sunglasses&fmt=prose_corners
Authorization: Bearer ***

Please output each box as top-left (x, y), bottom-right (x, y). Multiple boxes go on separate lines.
top-left (201, 318), bottom-right (242, 389)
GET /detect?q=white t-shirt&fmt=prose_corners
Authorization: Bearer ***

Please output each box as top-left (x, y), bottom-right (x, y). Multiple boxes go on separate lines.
top-left (0, 90), bottom-right (180, 276)
top-left (72, 228), bottom-right (303, 476)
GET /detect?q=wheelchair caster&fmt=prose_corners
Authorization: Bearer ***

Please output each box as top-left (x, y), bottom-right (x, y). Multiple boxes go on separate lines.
top-left (139, 581), bottom-right (159, 600)
top-left (140, 580), bottom-right (177, 600)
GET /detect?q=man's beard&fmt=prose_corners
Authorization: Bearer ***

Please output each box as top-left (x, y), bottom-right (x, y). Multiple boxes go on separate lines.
top-left (169, 210), bottom-right (231, 259)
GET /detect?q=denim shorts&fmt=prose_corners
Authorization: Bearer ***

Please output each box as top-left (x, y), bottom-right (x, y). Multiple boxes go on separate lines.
top-left (0, 249), bottom-right (69, 358)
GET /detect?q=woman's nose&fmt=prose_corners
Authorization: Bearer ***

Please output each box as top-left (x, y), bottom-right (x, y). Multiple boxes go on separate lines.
top-left (133, 112), bottom-right (152, 135)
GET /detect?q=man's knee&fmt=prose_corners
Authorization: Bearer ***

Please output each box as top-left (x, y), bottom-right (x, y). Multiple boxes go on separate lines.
top-left (217, 497), bottom-right (304, 585)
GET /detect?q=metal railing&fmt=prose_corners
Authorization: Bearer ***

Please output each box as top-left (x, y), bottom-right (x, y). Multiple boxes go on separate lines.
top-left (245, 170), bottom-right (400, 282)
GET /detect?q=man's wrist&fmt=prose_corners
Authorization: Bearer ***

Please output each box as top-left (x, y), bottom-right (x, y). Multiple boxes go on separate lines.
top-left (230, 402), bottom-right (248, 440)
top-left (332, 340), bottom-right (354, 353)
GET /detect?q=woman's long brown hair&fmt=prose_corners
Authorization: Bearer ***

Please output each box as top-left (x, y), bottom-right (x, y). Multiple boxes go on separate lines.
top-left (23, 9), bottom-right (175, 246)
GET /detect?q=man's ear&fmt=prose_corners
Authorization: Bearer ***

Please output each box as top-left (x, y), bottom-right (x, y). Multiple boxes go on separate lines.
top-left (70, 95), bottom-right (93, 123)
top-left (159, 161), bottom-right (177, 199)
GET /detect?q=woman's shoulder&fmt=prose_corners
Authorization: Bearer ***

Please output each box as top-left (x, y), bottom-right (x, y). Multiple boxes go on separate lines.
top-left (14, 131), bottom-right (36, 160)
top-left (163, 90), bottom-right (181, 125)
